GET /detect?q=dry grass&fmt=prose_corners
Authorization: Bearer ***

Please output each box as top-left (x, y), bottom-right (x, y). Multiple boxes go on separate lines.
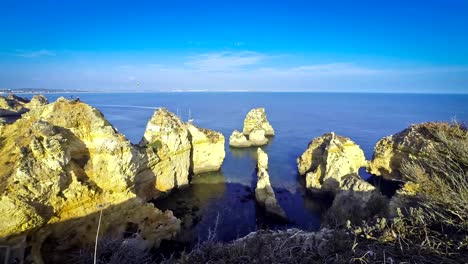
top-left (401, 121), bottom-right (468, 230)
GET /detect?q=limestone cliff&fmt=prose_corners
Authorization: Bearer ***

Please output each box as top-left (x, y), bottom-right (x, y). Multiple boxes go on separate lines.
top-left (297, 132), bottom-right (373, 193)
top-left (187, 123), bottom-right (225, 174)
top-left (368, 122), bottom-right (467, 180)
top-left (0, 98), bottom-right (180, 263)
top-left (255, 148), bottom-right (287, 220)
top-left (243, 108), bottom-right (275, 136)
top-left (139, 108), bottom-right (191, 193)
top-left (0, 94), bottom-right (48, 118)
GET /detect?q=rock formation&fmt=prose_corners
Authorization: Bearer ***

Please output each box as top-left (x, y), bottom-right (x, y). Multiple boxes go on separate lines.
top-left (0, 98), bottom-right (180, 263)
top-left (229, 108), bottom-right (274, 148)
top-left (26, 94), bottom-right (49, 109)
top-left (229, 130), bottom-right (252, 147)
top-left (255, 148), bottom-right (287, 220)
top-left (367, 122), bottom-right (465, 180)
top-left (0, 94), bottom-right (49, 119)
top-left (297, 132), bottom-right (373, 193)
top-left (187, 123), bottom-right (225, 174)
top-left (243, 108), bottom-right (275, 136)
top-left (139, 108), bottom-right (191, 193)
top-left (248, 129), bottom-right (269, 146)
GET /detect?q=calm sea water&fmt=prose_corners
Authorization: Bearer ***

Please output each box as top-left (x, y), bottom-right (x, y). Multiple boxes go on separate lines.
top-left (24, 92), bottom-right (468, 244)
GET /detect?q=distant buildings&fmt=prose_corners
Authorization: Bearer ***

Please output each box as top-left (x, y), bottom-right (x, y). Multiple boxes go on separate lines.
top-left (0, 88), bottom-right (84, 94)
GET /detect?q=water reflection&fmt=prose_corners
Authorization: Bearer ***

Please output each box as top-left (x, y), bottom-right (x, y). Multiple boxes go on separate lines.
top-left (154, 168), bottom-right (324, 245)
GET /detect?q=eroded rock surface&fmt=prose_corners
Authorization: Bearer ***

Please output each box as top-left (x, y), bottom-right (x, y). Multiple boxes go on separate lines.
top-left (0, 94), bottom-right (49, 119)
top-left (0, 99), bottom-right (180, 263)
top-left (297, 132), bottom-right (373, 193)
top-left (243, 108), bottom-right (275, 136)
top-left (187, 123), bottom-right (225, 174)
top-left (229, 130), bottom-right (252, 147)
top-left (255, 148), bottom-right (287, 220)
top-left (248, 129), bottom-right (269, 146)
top-left (229, 108), bottom-right (274, 148)
top-left (368, 122), bottom-right (465, 180)
top-left (139, 108), bottom-right (191, 193)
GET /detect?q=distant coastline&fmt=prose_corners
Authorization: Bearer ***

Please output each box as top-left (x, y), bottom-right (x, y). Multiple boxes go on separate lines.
top-left (1, 88), bottom-right (467, 95)
top-left (0, 88), bottom-right (86, 94)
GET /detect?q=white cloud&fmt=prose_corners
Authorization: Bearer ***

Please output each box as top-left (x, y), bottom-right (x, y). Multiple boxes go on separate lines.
top-left (14, 49), bottom-right (56, 58)
top-left (2, 50), bottom-right (467, 93)
top-left (184, 51), bottom-right (264, 71)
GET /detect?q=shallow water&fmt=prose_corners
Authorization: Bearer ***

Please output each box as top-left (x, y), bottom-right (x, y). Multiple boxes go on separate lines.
top-left (23, 92), bottom-right (468, 243)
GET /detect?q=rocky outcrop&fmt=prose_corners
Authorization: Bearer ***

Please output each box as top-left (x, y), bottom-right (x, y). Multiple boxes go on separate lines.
top-left (367, 122), bottom-right (464, 180)
top-left (187, 123), bottom-right (225, 174)
top-left (139, 108), bottom-right (191, 193)
top-left (229, 130), bottom-right (252, 147)
top-left (0, 98), bottom-right (180, 263)
top-left (243, 108), bottom-right (275, 136)
top-left (229, 108), bottom-right (274, 148)
top-left (255, 148), bottom-right (287, 220)
top-left (0, 94), bottom-right (49, 118)
top-left (297, 132), bottom-right (373, 193)
top-left (26, 94), bottom-right (49, 109)
top-left (248, 129), bottom-right (269, 146)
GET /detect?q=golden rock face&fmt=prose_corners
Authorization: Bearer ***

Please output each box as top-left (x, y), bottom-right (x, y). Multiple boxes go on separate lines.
top-left (255, 148), bottom-right (286, 220)
top-left (242, 108), bottom-right (275, 136)
top-left (187, 123), bottom-right (225, 174)
top-left (0, 99), bottom-right (185, 261)
top-left (367, 122), bottom-right (460, 180)
top-left (297, 132), bottom-right (373, 193)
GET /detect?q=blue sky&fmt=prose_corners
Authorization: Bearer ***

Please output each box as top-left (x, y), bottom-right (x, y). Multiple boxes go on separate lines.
top-left (1, 0), bottom-right (468, 93)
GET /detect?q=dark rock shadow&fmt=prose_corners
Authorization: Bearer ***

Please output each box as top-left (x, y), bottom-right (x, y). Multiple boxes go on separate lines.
top-left (0, 197), bottom-right (177, 264)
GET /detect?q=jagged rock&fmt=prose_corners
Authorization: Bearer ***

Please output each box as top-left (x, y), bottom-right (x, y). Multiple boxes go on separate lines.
top-left (187, 123), bottom-right (225, 174)
top-left (297, 132), bottom-right (372, 193)
top-left (367, 122), bottom-right (465, 180)
top-left (26, 94), bottom-right (49, 109)
top-left (229, 130), bottom-right (252, 147)
top-left (249, 129), bottom-right (269, 146)
top-left (324, 190), bottom-right (388, 226)
top-left (243, 108), bottom-right (275, 136)
top-left (255, 148), bottom-right (287, 220)
top-left (0, 95), bottom-right (29, 116)
top-left (140, 108), bottom-right (191, 192)
top-left (0, 99), bottom-right (180, 262)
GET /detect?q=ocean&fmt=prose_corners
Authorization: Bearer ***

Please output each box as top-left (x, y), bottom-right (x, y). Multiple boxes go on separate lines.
top-left (24, 92), bottom-right (468, 244)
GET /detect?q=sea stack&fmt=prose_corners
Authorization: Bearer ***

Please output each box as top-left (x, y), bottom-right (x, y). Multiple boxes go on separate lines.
top-left (140, 107), bottom-right (192, 192)
top-left (229, 107), bottom-right (274, 148)
top-left (243, 108), bottom-right (275, 136)
top-left (297, 132), bottom-right (374, 193)
top-left (187, 123), bottom-right (226, 174)
top-left (255, 148), bottom-right (287, 220)
top-left (229, 130), bottom-right (252, 147)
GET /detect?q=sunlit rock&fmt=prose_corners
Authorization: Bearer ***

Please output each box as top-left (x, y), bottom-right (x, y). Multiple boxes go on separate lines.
top-left (229, 130), bottom-right (252, 147)
top-left (249, 129), bottom-right (269, 146)
top-left (368, 122), bottom-right (461, 180)
top-left (0, 98), bottom-right (180, 262)
top-left (140, 107), bottom-right (191, 192)
top-left (297, 132), bottom-right (372, 193)
top-left (255, 148), bottom-right (287, 220)
top-left (187, 123), bottom-right (225, 174)
top-left (26, 94), bottom-right (49, 109)
top-left (243, 108), bottom-right (275, 136)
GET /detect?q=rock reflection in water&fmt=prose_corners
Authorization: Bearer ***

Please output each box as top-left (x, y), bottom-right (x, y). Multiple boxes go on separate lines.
top-left (154, 167), bottom-right (325, 247)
